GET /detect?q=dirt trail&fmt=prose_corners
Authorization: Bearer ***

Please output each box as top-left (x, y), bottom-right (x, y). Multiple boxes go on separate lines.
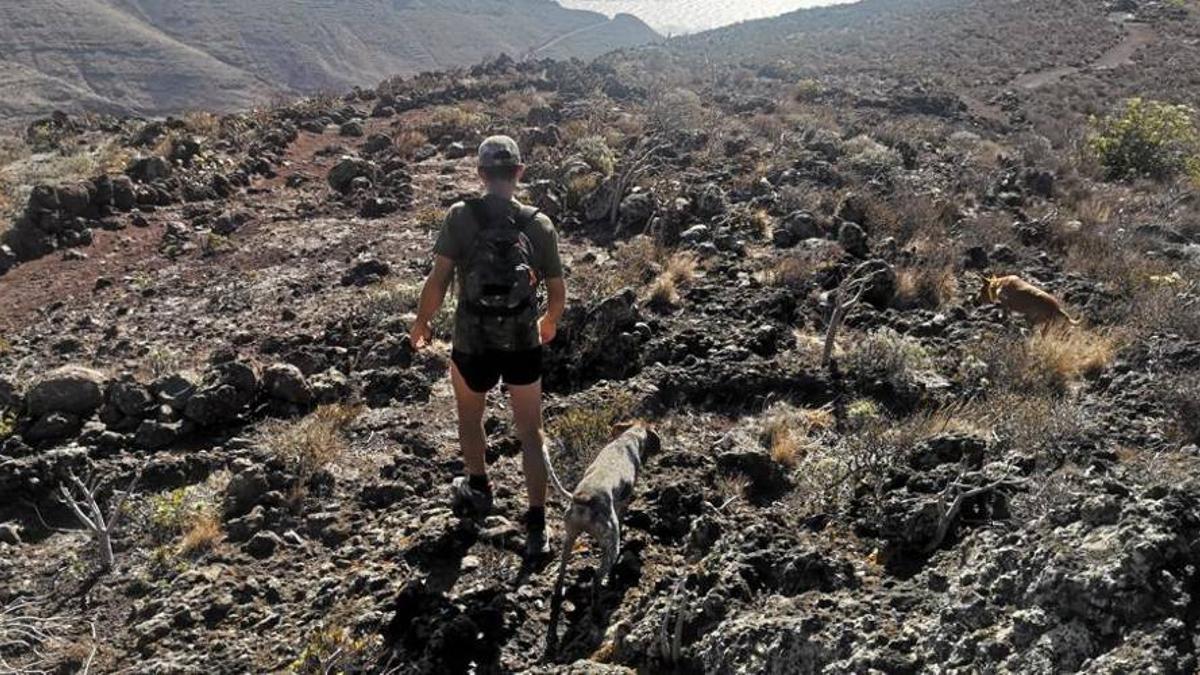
top-left (533, 20), bottom-right (612, 55)
top-left (1014, 21), bottom-right (1154, 89)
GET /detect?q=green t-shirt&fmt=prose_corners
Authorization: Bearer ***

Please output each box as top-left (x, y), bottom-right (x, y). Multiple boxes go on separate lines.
top-left (433, 194), bottom-right (563, 354)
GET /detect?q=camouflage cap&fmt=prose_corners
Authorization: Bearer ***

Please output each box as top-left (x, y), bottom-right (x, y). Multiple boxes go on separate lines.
top-left (478, 135), bottom-right (522, 168)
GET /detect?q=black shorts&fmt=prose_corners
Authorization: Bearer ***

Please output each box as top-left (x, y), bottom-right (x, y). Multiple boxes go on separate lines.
top-left (451, 346), bottom-right (543, 393)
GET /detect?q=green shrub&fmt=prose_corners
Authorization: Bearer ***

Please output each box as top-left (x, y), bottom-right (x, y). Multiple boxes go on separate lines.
top-left (1088, 98), bottom-right (1200, 181)
top-left (0, 409), bottom-right (15, 440)
top-left (573, 136), bottom-right (616, 176)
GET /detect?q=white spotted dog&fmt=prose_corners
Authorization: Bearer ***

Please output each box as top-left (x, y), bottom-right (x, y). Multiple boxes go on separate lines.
top-left (542, 421), bottom-right (660, 651)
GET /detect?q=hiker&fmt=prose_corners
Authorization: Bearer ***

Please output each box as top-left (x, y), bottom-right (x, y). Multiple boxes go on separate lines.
top-left (409, 135), bottom-right (567, 558)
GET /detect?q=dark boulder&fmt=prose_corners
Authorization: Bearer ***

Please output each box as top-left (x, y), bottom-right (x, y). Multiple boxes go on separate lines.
top-left (26, 366), bottom-right (106, 417)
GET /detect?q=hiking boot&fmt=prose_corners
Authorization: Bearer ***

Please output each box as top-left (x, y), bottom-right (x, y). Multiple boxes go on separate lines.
top-left (525, 525), bottom-right (550, 560)
top-left (450, 476), bottom-right (494, 518)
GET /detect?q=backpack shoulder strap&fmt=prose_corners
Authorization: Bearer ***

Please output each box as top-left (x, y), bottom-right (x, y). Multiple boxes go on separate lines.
top-left (465, 198), bottom-right (493, 231)
top-left (515, 204), bottom-right (542, 228)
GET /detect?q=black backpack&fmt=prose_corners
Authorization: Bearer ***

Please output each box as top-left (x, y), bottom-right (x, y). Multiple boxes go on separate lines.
top-left (461, 199), bottom-right (541, 316)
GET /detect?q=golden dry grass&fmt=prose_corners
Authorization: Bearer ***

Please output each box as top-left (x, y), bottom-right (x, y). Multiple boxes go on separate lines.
top-left (1024, 327), bottom-right (1119, 389)
top-left (178, 511), bottom-right (222, 556)
top-left (647, 252), bottom-right (698, 308)
top-left (393, 130), bottom-right (429, 159)
top-left (978, 326), bottom-right (1122, 396)
top-left (182, 111), bottom-right (220, 137)
top-left (762, 405), bottom-right (834, 469)
top-left (264, 403), bottom-right (362, 480)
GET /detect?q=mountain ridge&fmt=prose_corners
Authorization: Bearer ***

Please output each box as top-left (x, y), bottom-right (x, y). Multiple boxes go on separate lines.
top-left (0, 0), bottom-right (660, 120)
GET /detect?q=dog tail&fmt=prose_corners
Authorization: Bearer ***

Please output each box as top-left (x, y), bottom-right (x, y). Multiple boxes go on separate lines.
top-left (541, 439), bottom-right (573, 502)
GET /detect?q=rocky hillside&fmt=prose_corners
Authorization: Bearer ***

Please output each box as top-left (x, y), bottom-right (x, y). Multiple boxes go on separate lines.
top-left (0, 0), bottom-right (659, 120)
top-left (1, 0), bottom-right (1200, 673)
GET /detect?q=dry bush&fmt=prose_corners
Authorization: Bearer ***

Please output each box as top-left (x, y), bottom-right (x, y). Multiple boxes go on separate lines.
top-left (421, 106), bottom-right (486, 139)
top-left (1124, 277), bottom-right (1200, 339)
top-left (844, 328), bottom-right (935, 388)
top-left (548, 390), bottom-right (636, 474)
top-left (731, 161), bottom-right (771, 193)
top-left (393, 130), bottom-right (429, 159)
top-left (869, 194), bottom-right (957, 246)
top-left (1072, 194), bottom-right (1115, 228)
top-left (573, 237), bottom-right (663, 301)
top-left (647, 252), bottom-right (698, 308)
top-left (291, 622), bottom-right (383, 675)
top-left (179, 511), bottom-right (222, 556)
top-left (765, 250), bottom-right (835, 289)
top-left (359, 281), bottom-right (421, 323)
top-left (986, 328), bottom-right (1119, 396)
top-left (842, 135), bottom-right (904, 183)
top-left (894, 265), bottom-right (957, 309)
top-left (264, 404), bottom-right (362, 482)
top-left (144, 472), bottom-right (227, 556)
top-left (648, 87), bottom-right (706, 132)
top-left (609, 113), bottom-right (644, 142)
top-left (565, 173), bottom-right (602, 210)
top-left (647, 274), bottom-right (680, 308)
top-left (182, 111), bottom-right (220, 137)
top-left (760, 404), bottom-right (833, 469)
top-left (496, 90), bottom-right (547, 120)
top-left (1161, 372), bottom-right (1200, 445)
top-left (572, 135), bottom-right (616, 176)
top-left (411, 204), bottom-right (442, 231)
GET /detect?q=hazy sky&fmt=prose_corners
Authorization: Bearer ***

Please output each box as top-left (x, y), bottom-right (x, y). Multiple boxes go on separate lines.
top-left (557, 0), bottom-right (859, 35)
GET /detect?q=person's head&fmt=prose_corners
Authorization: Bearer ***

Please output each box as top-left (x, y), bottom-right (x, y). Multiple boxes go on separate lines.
top-left (477, 135), bottom-right (525, 193)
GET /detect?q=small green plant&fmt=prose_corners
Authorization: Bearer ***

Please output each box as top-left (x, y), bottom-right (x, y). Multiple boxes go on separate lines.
top-left (573, 136), bottom-right (616, 176)
top-left (846, 399), bottom-right (882, 428)
top-left (144, 478), bottom-right (225, 556)
top-left (202, 232), bottom-right (237, 257)
top-left (0, 409), bottom-right (16, 440)
top-left (794, 78), bottom-right (825, 102)
top-left (1088, 98), bottom-right (1200, 181)
top-left (548, 390), bottom-right (636, 459)
top-left (845, 327), bottom-right (934, 387)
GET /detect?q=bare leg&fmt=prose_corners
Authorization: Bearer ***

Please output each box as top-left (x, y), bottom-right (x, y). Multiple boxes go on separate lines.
top-left (509, 379), bottom-right (547, 508)
top-left (451, 362), bottom-right (488, 477)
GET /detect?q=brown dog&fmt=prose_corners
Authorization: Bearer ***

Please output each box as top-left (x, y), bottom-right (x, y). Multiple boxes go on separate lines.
top-left (543, 421), bottom-right (660, 653)
top-left (978, 275), bottom-right (1080, 334)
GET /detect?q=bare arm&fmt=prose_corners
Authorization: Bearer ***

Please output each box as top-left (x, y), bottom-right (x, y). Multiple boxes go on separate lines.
top-left (409, 255), bottom-right (455, 350)
top-left (539, 277), bottom-right (567, 345)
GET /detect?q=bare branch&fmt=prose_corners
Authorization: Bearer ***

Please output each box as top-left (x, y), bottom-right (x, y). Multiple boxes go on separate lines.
top-left (57, 470), bottom-right (138, 572)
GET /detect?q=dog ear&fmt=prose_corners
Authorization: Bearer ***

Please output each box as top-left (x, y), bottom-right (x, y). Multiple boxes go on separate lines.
top-left (610, 421), bottom-right (636, 440)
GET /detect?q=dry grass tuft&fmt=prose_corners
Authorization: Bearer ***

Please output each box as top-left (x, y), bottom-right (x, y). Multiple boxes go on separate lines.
top-left (548, 391), bottom-right (636, 474)
top-left (394, 130), bottom-right (429, 159)
top-left (572, 236), bottom-right (664, 301)
top-left (894, 265), bottom-right (957, 309)
top-left (265, 403), bottom-right (362, 481)
top-left (178, 511), bottom-right (222, 556)
top-left (761, 404), bottom-right (834, 469)
top-left (647, 252), bottom-right (698, 308)
top-left (182, 111), bottom-right (220, 137)
top-left (1022, 327), bottom-right (1119, 393)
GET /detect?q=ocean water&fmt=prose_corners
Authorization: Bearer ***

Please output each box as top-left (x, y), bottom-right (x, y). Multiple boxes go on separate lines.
top-left (557, 0), bottom-right (860, 35)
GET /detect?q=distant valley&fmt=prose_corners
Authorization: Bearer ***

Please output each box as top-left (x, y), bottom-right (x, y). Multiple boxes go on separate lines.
top-left (0, 0), bottom-right (659, 120)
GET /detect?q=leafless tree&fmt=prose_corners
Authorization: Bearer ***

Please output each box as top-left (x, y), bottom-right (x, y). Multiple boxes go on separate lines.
top-left (822, 272), bottom-right (871, 368)
top-left (57, 470), bottom-right (140, 572)
top-left (610, 143), bottom-right (669, 235)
